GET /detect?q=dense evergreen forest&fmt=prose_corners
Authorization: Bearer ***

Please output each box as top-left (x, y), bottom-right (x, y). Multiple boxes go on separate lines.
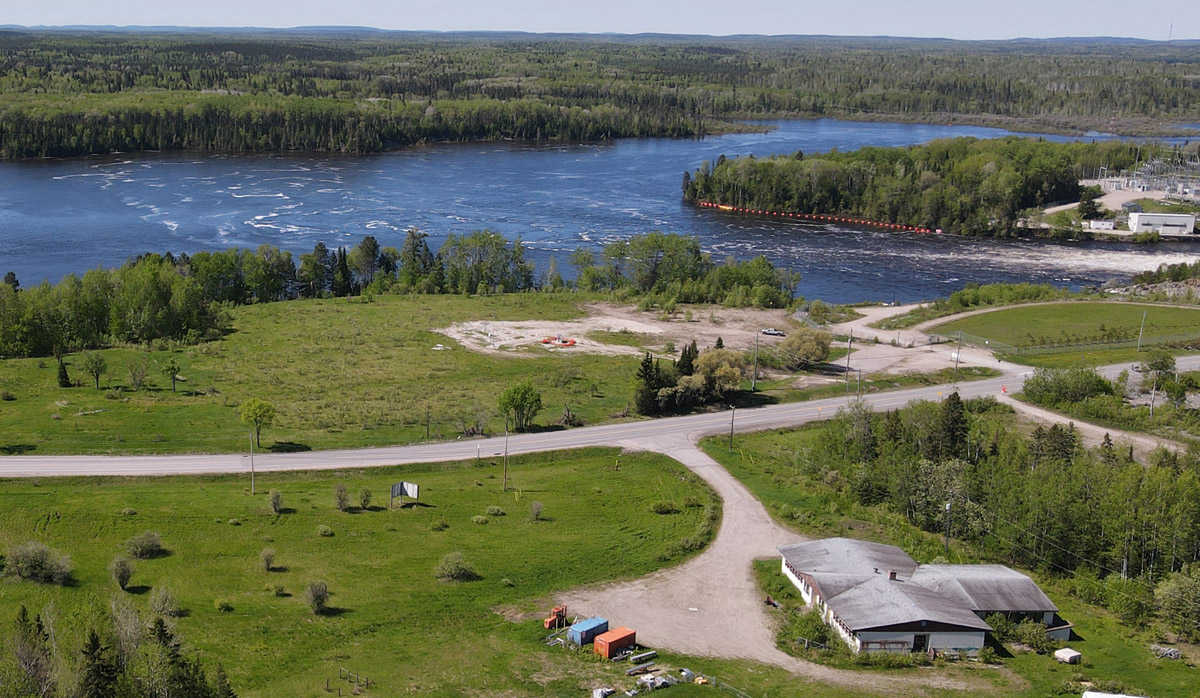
top-left (1, 30), bottom-right (1198, 158)
top-left (0, 229), bottom-right (796, 359)
top-left (682, 137), bottom-right (1191, 235)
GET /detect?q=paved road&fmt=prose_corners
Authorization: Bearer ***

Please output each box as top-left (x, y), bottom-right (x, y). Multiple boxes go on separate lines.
top-left (4, 355), bottom-right (1195, 478)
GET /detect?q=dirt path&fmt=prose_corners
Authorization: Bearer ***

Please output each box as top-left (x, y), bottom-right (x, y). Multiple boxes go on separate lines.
top-left (998, 394), bottom-right (1184, 459)
top-left (560, 432), bottom-right (986, 694)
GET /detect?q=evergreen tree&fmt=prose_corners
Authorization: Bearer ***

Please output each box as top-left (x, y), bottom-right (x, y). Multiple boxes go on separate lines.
top-left (332, 247), bottom-right (353, 297)
top-left (78, 629), bottom-right (119, 698)
top-left (714, 336), bottom-right (724, 349)
top-left (634, 352), bottom-right (662, 415)
top-left (212, 666), bottom-right (238, 698)
top-left (2, 271), bottom-right (17, 291)
top-left (936, 391), bottom-right (967, 460)
top-left (678, 340), bottom-right (698, 376)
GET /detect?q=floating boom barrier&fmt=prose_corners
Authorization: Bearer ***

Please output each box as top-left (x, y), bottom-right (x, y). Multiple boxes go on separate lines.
top-left (695, 201), bottom-right (935, 234)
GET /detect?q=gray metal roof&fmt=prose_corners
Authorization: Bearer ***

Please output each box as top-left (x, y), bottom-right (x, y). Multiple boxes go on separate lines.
top-left (910, 565), bottom-right (1058, 613)
top-left (825, 577), bottom-right (992, 632)
top-left (779, 538), bottom-right (1057, 632)
top-left (778, 537), bottom-right (918, 578)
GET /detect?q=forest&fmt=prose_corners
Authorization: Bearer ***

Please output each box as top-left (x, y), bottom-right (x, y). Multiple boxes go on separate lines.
top-left (682, 137), bottom-right (1186, 235)
top-left (0, 229), bottom-right (797, 359)
top-left (1, 30), bottom-right (1199, 157)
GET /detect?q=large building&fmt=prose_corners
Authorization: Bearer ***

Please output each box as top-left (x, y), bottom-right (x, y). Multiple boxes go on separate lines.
top-left (1127, 212), bottom-right (1196, 234)
top-left (779, 538), bottom-right (1069, 655)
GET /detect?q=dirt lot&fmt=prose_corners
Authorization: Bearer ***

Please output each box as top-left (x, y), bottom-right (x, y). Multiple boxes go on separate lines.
top-left (438, 303), bottom-right (795, 357)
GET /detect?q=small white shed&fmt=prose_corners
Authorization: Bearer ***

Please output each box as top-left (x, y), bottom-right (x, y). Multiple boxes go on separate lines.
top-left (1054, 647), bottom-right (1081, 664)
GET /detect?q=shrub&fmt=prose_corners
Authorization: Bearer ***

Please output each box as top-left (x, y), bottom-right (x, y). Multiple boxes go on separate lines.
top-left (358, 488), bottom-right (372, 510)
top-left (683, 496), bottom-right (703, 508)
top-left (485, 506), bottom-right (505, 517)
top-left (267, 584), bottom-right (286, 597)
top-left (260, 548), bottom-right (275, 572)
top-left (471, 515), bottom-right (489, 525)
top-left (109, 556), bottom-right (134, 590)
top-left (213, 598), bottom-right (233, 613)
top-left (334, 483), bottom-right (350, 511)
top-left (305, 581), bottom-right (329, 614)
top-left (977, 646), bottom-right (1000, 664)
top-left (650, 500), bottom-right (679, 515)
top-left (430, 519), bottom-right (449, 531)
top-left (4, 542), bottom-right (71, 585)
top-left (500, 578), bottom-right (515, 587)
top-left (124, 531), bottom-right (164, 559)
top-left (120, 507), bottom-right (137, 516)
top-left (317, 525), bottom-right (334, 537)
top-left (1015, 620), bottom-right (1057, 654)
top-left (268, 489), bottom-right (283, 513)
top-left (0, 390), bottom-right (13, 401)
top-left (529, 501), bottom-right (544, 521)
top-left (151, 587), bottom-right (182, 617)
top-left (436, 552), bottom-right (478, 581)
top-left (227, 518), bottom-right (240, 526)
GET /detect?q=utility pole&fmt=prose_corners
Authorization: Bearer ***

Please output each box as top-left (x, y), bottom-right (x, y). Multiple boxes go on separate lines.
top-left (944, 500), bottom-right (952, 554)
top-left (1136, 310), bottom-right (1147, 352)
top-left (845, 329), bottom-right (853, 393)
top-left (1150, 377), bottom-right (1158, 418)
top-left (857, 368), bottom-right (862, 398)
top-left (728, 405), bottom-right (736, 452)
top-left (426, 406), bottom-right (431, 440)
top-left (503, 414), bottom-right (510, 492)
top-left (954, 331), bottom-right (963, 378)
top-left (751, 332), bottom-right (760, 391)
top-left (248, 430), bottom-right (256, 495)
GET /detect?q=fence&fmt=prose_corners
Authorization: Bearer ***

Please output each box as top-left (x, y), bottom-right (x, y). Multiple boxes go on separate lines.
top-left (935, 329), bottom-right (1200, 357)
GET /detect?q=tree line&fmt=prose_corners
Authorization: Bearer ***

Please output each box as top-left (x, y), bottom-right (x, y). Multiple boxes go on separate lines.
top-left (805, 392), bottom-right (1200, 632)
top-left (684, 137), bottom-right (1159, 236)
top-left (3, 31), bottom-right (1200, 158)
top-left (0, 230), bottom-right (797, 359)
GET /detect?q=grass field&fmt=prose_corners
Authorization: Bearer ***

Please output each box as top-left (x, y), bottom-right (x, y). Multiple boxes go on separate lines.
top-left (0, 448), bottom-right (722, 697)
top-left (698, 428), bottom-right (1200, 698)
top-left (933, 302), bottom-right (1200, 367)
top-left (0, 294), bottom-right (643, 454)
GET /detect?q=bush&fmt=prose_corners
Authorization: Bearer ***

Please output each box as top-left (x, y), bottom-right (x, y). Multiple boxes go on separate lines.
top-left (260, 548), bottom-right (275, 572)
top-left (430, 519), bottom-right (449, 531)
top-left (334, 483), bottom-right (350, 511)
top-left (305, 581), bottom-right (329, 614)
top-left (471, 515), bottom-right (489, 525)
top-left (317, 525), bottom-right (334, 537)
top-left (436, 552), bottom-right (478, 581)
top-left (501, 578), bottom-right (515, 587)
top-left (266, 584), bottom-right (286, 597)
top-left (109, 556), bottom-right (134, 590)
top-left (120, 507), bottom-right (137, 516)
top-left (977, 646), bottom-right (1000, 664)
top-left (485, 506), bottom-right (505, 517)
top-left (213, 598), bottom-right (233, 613)
top-left (650, 500), bottom-right (679, 515)
top-left (227, 518), bottom-right (240, 526)
top-left (529, 501), bottom-right (544, 521)
top-left (268, 489), bottom-right (283, 513)
top-left (4, 542), bottom-right (72, 585)
top-left (0, 390), bottom-right (13, 401)
top-left (358, 488), bottom-right (372, 510)
top-left (124, 531), bottom-right (164, 559)
top-left (1015, 620), bottom-right (1058, 654)
top-left (150, 587), bottom-right (182, 617)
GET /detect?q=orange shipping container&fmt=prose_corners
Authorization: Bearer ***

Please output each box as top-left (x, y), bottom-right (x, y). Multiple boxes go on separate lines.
top-left (594, 627), bottom-right (636, 659)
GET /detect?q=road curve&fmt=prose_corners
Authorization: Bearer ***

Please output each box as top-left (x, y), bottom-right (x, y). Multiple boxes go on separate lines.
top-left (2, 356), bottom-right (1196, 479)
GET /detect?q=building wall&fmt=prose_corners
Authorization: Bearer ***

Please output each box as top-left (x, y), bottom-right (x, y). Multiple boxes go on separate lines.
top-left (1128, 212), bottom-right (1196, 233)
top-left (855, 630), bottom-right (985, 654)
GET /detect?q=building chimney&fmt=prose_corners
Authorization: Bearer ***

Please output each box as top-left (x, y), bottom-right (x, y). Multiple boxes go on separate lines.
top-left (888, 570), bottom-right (897, 581)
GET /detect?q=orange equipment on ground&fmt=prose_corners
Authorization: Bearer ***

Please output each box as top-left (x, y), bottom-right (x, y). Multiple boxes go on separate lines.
top-left (594, 626), bottom-right (636, 659)
top-left (544, 604), bottom-right (568, 630)
top-left (540, 335), bottom-right (576, 347)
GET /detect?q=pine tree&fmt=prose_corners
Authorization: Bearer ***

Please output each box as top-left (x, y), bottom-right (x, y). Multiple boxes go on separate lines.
top-left (634, 352), bottom-right (661, 415)
top-left (714, 336), bottom-right (724, 349)
top-left (78, 630), bottom-right (119, 698)
top-left (212, 666), bottom-right (238, 698)
top-left (937, 392), bottom-right (967, 460)
top-left (678, 340), bottom-right (697, 376)
top-left (332, 247), bottom-right (353, 297)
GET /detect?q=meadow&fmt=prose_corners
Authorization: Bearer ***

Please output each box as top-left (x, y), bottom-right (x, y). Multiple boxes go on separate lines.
top-left (0, 448), bottom-right (721, 697)
top-left (933, 302), bottom-right (1200, 367)
top-left (0, 294), bottom-right (641, 454)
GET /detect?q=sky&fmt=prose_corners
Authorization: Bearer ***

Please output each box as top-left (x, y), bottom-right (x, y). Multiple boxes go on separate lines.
top-left (3, 0), bottom-right (1197, 40)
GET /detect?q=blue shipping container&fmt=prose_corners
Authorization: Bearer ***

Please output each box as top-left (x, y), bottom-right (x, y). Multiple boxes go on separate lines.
top-left (568, 617), bottom-right (609, 646)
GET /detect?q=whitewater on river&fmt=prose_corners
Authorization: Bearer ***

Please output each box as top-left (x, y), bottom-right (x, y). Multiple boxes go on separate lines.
top-left (1, 118), bottom-right (1195, 304)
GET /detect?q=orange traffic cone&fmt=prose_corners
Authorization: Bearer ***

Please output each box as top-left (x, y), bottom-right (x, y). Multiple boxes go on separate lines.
top-left (1001, 385), bottom-right (1007, 393)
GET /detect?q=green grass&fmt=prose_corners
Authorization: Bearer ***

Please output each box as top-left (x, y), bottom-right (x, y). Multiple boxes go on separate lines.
top-left (698, 427), bottom-right (1200, 698)
top-left (753, 366), bottom-right (1000, 405)
top-left (933, 302), bottom-right (1200, 366)
top-left (0, 294), bottom-right (643, 454)
top-left (0, 448), bottom-right (720, 697)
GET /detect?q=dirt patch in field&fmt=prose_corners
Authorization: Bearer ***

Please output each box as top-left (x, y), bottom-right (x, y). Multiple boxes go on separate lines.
top-left (438, 303), bottom-right (794, 357)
